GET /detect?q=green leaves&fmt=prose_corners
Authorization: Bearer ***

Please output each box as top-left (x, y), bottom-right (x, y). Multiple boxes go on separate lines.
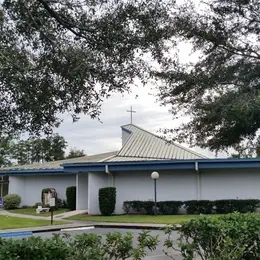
top-left (3, 194), bottom-right (21, 209)
top-left (0, 231), bottom-right (159, 260)
top-left (99, 187), bottom-right (116, 216)
top-left (66, 186), bottom-right (76, 211)
top-left (168, 213), bottom-right (260, 260)
top-left (0, 0), bottom-right (173, 136)
top-left (156, 0), bottom-right (260, 153)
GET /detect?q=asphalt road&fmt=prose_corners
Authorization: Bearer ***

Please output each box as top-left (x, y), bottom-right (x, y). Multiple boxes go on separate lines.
top-left (12, 228), bottom-right (183, 260)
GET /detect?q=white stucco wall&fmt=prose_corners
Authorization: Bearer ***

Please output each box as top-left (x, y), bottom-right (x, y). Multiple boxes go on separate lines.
top-left (114, 171), bottom-right (197, 214)
top-left (88, 172), bottom-right (108, 215)
top-left (9, 174), bottom-right (76, 206)
top-left (200, 168), bottom-right (260, 200)
top-left (8, 176), bottom-right (26, 205)
top-left (76, 173), bottom-right (88, 210)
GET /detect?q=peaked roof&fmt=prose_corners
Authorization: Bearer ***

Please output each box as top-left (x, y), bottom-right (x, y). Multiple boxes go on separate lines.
top-left (106, 124), bottom-right (207, 161)
top-left (0, 124), bottom-right (207, 171)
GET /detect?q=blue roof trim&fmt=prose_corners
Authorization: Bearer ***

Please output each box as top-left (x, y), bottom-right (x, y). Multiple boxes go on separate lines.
top-left (0, 169), bottom-right (65, 175)
top-left (2, 158), bottom-right (260, 175)
top-left (63, 158), bottom-right (260, 172)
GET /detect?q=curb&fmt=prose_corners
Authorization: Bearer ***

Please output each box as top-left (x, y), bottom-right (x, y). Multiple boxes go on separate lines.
top-left (93, 224), bottom-right (166, 230)
top-left (0, 223), bottom-right (180, 237)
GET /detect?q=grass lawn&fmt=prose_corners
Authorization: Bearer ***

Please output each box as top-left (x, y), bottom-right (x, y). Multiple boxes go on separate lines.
top-left (0, 215), bottom-right (65, 230)
top-left (8, 208), bottom-right (68, 217)
top-left (67, 214), bottom-right (224, 224)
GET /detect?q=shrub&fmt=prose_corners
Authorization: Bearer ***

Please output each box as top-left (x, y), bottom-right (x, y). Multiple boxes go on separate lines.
top-left (34, 202), bottom-right (42, 208)
top-left (123, 199), bottom-right (260, 215)
top-left (66, 186), bottom-right (76, 211)
top-left (0, 231), bottom-right (159, 260)
top-left (215, 199), bottom-right (260, 214)
top-left (185, 200), bottom-right (214, 214)
top-left (164, 213), bottom-right (260, 259)
top-left (99, 187), bottom-right (116, 216)
top-left (142, 201), bottom-right (154, 215)
top-left (62, 199), bottom-right (67, 209)
top-left (0, 235), bottom-right (71, 259)
top-left (157, 201), bottom-right (183, 215)
top-left (122, 201), bottom-right (131, 214)
top-left (3, 194), bottom-right (21, 209)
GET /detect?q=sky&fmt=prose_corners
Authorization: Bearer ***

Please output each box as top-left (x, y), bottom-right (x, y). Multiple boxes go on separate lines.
top-left (56, 41), bottom-right (229, 159)
top-left (56, 84), bottom-right (227, 158)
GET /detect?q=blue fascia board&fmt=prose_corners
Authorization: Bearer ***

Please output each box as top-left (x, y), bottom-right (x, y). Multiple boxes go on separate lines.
top-left (3, 158), bottom-right (260, 175)
top-left (63, 158), bottom-right (260, 172)
top-left (63, 158), bottom-right (260, 168)
top-left (0, 169), bottom-right (65, 175)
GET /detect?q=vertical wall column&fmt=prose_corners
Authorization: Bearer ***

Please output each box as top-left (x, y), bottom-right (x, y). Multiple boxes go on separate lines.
top-left (195, 162), bottom-right (201, 200)
top-left (88, 172), bottom-right (108, 215)
top-left (76, 173), bottom-right (89, 210)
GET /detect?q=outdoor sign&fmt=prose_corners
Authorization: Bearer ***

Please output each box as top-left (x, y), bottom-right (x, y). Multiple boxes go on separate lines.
top-left (0, 197), bottom-right (2, 208)
top-left (50, 198), bottom-right (55, 207)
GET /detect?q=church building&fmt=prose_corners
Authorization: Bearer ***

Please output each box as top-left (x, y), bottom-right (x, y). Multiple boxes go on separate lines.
top-left (1, 124), bottom-right (260, 215)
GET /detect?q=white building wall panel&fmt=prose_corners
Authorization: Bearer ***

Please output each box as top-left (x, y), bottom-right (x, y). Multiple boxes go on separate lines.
top-left (200, 169), bottom-right (260, 200)
top-left (8, 176), bottom-right (25, 205)
top-left (114, 171), bottom-right (197, 214)
top-left (88, 172), bottom-right (108, 215)
top-left (16, 174), bottom-right (76, 206)
top-left (76, 173), bottom-right (89, 210)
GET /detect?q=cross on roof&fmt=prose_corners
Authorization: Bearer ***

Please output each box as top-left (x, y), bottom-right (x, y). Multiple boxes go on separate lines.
top-left (127, 106), bottom-right (136, 124)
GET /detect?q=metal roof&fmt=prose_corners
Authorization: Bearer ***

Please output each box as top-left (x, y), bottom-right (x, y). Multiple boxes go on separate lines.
top-left (116, 124), bottom-right (207, 160)
top-left (0, 124), bottom-right (207, 172)
top-left (104, 156), bottom-right (162, 162)
top-left (0, 151), bottom-right (118, 171)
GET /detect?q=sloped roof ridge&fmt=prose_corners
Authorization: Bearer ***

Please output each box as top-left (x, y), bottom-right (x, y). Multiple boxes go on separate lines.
top-left (120, 124), bottom-right (208, 159)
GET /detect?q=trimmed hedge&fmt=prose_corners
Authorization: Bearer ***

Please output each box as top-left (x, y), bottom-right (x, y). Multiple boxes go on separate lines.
top-left (66, 186), bottom-right (76, 210)
top-left (99, 187), bottom-right (116, 216)
top-left (214, 199), bottom-right (259, 214)
top-left (185, 200), bottom-right (215, 214)
top-left (3, 194), bottom-right (21, 209)
top-left (123, 199), bottom-right (260, 215)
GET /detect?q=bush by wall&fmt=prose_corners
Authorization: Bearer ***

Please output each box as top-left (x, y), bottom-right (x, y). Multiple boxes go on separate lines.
top-left (123, 199), bottom-right (260, 215)
top-left (214, 199), bottom-right (259, 214)
top-left (123, 200), bottom-right (184, 215)
top-left (157, 201), bottom-right (183, 215)
top-left (3, 194), bottom-right (21, 209)
top-left (164, 213), bottom-right (260, 259)
top-left (99, 187), bottom-right (116, 216)
top-left (185, 200), bottom-right (215, 214)
top-left (66, 186), bottom-right (76, 210)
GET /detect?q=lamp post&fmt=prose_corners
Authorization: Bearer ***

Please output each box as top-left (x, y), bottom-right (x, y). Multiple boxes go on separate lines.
top-left (151, 171), bottom-right (159, 215)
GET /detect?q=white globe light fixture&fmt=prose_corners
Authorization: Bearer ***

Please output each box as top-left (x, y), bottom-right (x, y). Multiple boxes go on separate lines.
top-left (151, 171), bottom-right (159, 180)
top-left (151, 171), bottom-right (159, 215)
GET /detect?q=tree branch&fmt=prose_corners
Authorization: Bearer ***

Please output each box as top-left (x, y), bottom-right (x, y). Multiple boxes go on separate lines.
top-left (37, 0), bottom-right (90, 41)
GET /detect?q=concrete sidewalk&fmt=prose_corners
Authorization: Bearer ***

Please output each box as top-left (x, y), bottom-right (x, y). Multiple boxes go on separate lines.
top-left (0, 210), bottom-right (54, 220)
top-left (0, 209), bottom-right (88, 221)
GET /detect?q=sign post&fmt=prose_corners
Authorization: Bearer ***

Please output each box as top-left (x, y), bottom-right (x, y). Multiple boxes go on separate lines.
top-left (50, 198), bottom-right (55, 225)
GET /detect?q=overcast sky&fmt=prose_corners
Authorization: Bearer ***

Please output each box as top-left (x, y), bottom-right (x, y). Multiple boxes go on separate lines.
top-left (56, 84), bottom-right (228, 158)
top-left (56, 40), bottom-right (229, 159)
